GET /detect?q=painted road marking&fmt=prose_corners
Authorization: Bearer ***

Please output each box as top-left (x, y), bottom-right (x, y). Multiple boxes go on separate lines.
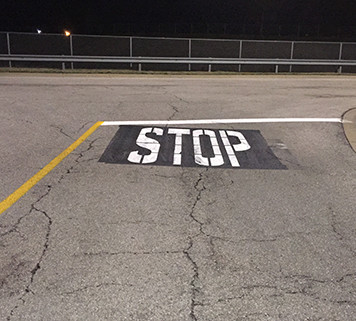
top-left (0, 122), bottom-right (103, 215)
top-left (127, 127), bottom-right (163, 164)
top-left (168, 128), bottom-right (191, 165)
top-left (0, 117), bottom-right (346, 214)
top-left (99, 126), bottom-right (286, 169)
top-left (102, 118), bottom-right (343, 126)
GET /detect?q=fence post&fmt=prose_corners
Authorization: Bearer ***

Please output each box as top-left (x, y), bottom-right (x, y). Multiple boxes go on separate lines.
top-left (338, 42), bottom-right (343, 74)
top-left (6, 32), bottom-right (12, 68)
top-left (130, 37), bottom-right (133, 68)
top-left (70, 34), bottom-right (74, 70)
top-left (188, 38), bottom-right (191, 71)
top-left (239, 40), bottom-right (243, 72)
top-left (289, 41), bottom-right (294, 73)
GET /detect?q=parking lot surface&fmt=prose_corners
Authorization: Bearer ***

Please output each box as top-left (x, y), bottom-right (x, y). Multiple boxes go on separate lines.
top-left (1, 74), bottom-right (356, 320)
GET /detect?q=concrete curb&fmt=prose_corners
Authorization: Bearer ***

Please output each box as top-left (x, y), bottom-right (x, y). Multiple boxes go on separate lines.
top-left (2, 68), bottom-right (356, 77)
top-left (343, 108), bottom-right (356, 153)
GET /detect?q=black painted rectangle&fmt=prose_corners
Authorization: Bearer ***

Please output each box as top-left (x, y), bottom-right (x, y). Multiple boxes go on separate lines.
top-left (99, 126), bottom-right (287, 170)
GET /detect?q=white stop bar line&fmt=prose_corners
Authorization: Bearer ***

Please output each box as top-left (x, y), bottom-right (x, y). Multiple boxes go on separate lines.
top-left (102, 118), bottom-right (346, 126)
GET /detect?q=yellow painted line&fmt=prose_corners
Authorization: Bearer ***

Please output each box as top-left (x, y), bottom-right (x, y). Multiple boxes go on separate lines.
top-left (0, 121), bottom-right (103, 215)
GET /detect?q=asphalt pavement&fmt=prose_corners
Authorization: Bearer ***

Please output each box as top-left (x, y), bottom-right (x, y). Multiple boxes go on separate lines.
top-left (0, 73), bottom-right (356, 320)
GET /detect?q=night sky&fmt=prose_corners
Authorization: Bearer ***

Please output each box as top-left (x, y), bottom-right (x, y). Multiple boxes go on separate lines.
top-left (1, 0), bottom-right (356, 39)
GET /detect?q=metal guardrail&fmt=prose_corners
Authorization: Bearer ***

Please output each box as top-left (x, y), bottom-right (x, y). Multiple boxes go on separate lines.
top-left (1, 32), bottom-right (356, 73)
top-left (1, 54), bottom-right (356, 73)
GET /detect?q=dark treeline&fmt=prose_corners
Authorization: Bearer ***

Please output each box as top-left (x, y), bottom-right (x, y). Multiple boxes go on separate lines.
top-left (1, 0), bottom-right (356, 40)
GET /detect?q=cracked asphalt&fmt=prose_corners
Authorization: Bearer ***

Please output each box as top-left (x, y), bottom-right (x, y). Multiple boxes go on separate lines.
top-left (0, 74), bottom-right (356, 320)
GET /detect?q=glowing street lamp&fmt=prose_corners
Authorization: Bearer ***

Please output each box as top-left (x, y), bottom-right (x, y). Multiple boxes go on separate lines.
top-left (64, 30), bottom-right (71, 37)
top-left (37, 29), bottom-right (42, 34)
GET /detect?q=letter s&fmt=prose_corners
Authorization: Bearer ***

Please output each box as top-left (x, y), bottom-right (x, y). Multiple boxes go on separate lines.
top-left (127, 127), bottom-right (163, 164)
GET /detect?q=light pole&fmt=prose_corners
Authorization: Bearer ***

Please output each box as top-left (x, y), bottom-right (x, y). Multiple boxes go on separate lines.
top-left (64, 30), bottom-right (74, 70)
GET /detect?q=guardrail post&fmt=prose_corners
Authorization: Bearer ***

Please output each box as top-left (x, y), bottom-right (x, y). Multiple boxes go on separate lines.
top-left (188, 38), bottom-right (191, 71)
top-left (338, 42), bottom-right (343, 74)
top-left (208, 64), bottom-right (212, 72)
top-left (275, 65), bottom-right (279, 74)
top-left (70, 34), bottom-right (74, 70)
top-left (138, 63), bottom-right (142, 72)
top-left (62, 62), bottom-right (66, 71)
top-left (239, 40), bottom-right (243, 72)
top-left (130, 37), bottom-right (133, 68)
top-left (289, 41), bottom-right (294, 72)
top-left (6, 32), bottom-right (12, 68)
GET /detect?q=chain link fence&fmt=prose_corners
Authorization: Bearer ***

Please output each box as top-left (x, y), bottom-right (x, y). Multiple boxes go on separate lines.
top-left (1, 32), bottom-right (356, 73)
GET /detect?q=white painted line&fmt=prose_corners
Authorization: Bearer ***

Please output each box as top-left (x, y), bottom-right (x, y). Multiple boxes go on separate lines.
top-left (102, 118), bottom-right (344, 126)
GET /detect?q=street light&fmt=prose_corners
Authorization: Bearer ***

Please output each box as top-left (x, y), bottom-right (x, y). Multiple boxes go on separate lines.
top-left (37, 29), bottom-right (42, 34)
top-left (64, 30), bottom-right (71, 37)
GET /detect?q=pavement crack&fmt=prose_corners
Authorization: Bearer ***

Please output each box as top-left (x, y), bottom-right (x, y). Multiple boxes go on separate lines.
top-left (81, 250), bottom-right (182, 257)
top-left (242, 284), bottom-right (278, 290)
top-left (172, 94), bottom-right (190, 105)
top-left (307, 295), bottom-right (356, 306)
top-left (183, 237), bottom-right (200, 321)
top-left (27, 205), bottom-right (52, 290)
top-left (208, 237), bottom-right (217, 262)
top-left (57, 137), bottom-right (102, 183)
top-left (283, 272), bottom-right (356, 285)
top-left (7, 298), bottom-right (25, 321)
top-left (328, 205), bottom-right (344, 240)
top-left (1, 185), bottom-right (51, 238)
top-left (76, 121), bottom-right (93, 133)
top-left (60, 282), bottom-right (129, 296)
top-left (6, 186), bottom-right (53, 320)
top-left (2, 136), bottom-right (99, 237)
top-left (78, 157), bottom-right (98, 163)
top-left (0, 217), bottom-right (27, 238)
top-left (154, 174), bottom-right (177, 179)
top-left (167, 103), bottom-right (180, 122)
top-left (217, 295), bottom-right (245, 303)
top-left (284, 274), bottom-right (328, 284)
top-left (328, 205), bottom-right (356, 255)
top-left (210, 235), bottom-right (278, 245)
top-left (336, 273), bottom-right (356, 283)
top-left (50, 125), bottom-right (74, 141)
top-left (76, 138), bottom-right (102, 162)
top-left (239, 237), bottom-right (278, 243)
top-left (5, 135), bottom-right (100, 320)
top-left (189, 170), bottom-right (208, 237)
top-left (182, 169), bottom-right (209, 321)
